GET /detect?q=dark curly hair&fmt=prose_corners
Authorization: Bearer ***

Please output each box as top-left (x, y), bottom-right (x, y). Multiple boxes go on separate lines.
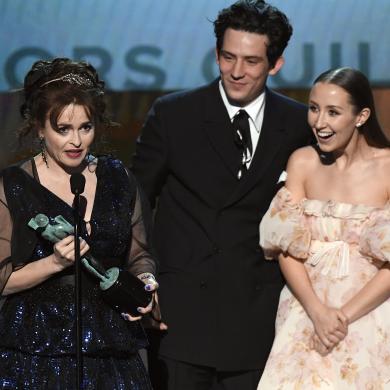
top-left (314, 67), bottom-right (390, 148)
top-left (19, 57), bottom-right (117, 150)
top-left (213, 0), bottom-right (292, 68)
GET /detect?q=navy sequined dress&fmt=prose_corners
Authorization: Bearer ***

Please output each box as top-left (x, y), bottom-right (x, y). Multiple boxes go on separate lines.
top-left (0, 156), bottom-right (155, 389)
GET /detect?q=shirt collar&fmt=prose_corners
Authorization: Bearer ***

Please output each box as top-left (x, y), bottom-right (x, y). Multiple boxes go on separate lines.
top-left (219, 80), bottom-right (265, 133)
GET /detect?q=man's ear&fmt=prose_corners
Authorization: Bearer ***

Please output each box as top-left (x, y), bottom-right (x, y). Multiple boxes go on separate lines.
top-left (268, 56), bottom-right (285, 76)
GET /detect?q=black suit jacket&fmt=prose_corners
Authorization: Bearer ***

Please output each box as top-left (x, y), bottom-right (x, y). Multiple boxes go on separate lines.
top-left (132, 79), bottom-right (313, 371)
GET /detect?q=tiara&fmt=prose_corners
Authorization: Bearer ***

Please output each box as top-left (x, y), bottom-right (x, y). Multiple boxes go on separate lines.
top-left (40, 73), bottom-right (94, 88)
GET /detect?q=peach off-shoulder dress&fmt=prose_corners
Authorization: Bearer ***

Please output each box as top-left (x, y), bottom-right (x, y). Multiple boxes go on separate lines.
top-left (258, 187), bottom-right (390, 390)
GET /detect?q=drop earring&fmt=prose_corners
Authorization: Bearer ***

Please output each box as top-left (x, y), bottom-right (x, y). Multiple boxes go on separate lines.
top-left (39, 136), bottom-right (48, 167)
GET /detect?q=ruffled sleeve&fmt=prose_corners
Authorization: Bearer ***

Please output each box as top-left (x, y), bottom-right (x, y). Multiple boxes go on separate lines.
top-left (259, 187), bottom-right (311, 260)
top-left (359, 206), bottom-right (390, 263)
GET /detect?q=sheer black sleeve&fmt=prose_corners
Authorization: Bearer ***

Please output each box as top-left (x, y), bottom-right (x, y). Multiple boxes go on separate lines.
top-left (125, 176), bottom-right (157, 277)
top-left (0, 176), bottom-right (13, 295)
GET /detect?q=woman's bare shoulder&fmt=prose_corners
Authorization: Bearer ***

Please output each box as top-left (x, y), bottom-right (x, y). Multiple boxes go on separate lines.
top-left (285, 146), bottom-right (319, 200)
top-left (287, 145), bottom-right (319, 170)
top-left (374, 147), bottom-right (390, 185)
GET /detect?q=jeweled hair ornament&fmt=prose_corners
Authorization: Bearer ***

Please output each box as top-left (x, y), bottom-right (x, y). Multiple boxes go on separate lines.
top-left (40, 73), bottom-right (94, 88)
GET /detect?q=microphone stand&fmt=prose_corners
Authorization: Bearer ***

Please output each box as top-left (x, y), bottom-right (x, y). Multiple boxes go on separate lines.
top-left (71, 173), bottom-right (86, 390)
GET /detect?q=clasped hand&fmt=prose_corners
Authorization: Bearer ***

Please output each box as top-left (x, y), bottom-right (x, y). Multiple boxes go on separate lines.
top-left (309, 304), bottom-right (349, 356)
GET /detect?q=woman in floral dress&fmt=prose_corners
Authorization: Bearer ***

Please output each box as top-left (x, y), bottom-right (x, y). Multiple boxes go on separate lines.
top-left (258, 67), bottom-right (390, 389)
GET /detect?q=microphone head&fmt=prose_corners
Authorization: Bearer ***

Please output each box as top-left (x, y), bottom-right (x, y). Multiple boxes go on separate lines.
top-left (70, 173), bottom-right (86, 195)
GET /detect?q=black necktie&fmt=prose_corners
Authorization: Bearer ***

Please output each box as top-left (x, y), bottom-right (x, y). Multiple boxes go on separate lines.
top-left (232, 110), bottom-right (252, 179)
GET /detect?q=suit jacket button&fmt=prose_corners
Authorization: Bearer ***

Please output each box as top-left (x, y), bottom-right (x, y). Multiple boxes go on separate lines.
top-left (200, 281), bottom-right (208, 288)
top-left (213, 246), bottom-right (221, 254)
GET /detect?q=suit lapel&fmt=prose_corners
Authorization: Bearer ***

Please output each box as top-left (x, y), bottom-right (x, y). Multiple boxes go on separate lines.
top-left (224, 89), bottom-right (286, 206)
top-left (202, 80), bottom-right (239, 178)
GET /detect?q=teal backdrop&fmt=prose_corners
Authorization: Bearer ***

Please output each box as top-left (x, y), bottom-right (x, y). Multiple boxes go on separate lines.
top-left (0, 0), bottom-right (389, 168)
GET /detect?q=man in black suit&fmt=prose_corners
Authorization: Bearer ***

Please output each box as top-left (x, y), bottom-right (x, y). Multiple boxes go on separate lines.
top-left (132, 1), bottom-right (313, 389)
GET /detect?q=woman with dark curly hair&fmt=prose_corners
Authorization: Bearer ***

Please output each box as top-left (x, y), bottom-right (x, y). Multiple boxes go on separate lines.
top-left (0, 58), bottom-right (156, 389)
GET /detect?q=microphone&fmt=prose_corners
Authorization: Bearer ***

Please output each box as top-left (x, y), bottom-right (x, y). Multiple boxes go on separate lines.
top-left (70, 173), bottom-right (86, 195)
top-left (70, 172), bottom-right (86, 386)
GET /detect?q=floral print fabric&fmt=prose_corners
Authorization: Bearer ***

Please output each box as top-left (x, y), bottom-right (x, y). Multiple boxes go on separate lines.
top-left (258, 187), bottom-right (390, 389)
